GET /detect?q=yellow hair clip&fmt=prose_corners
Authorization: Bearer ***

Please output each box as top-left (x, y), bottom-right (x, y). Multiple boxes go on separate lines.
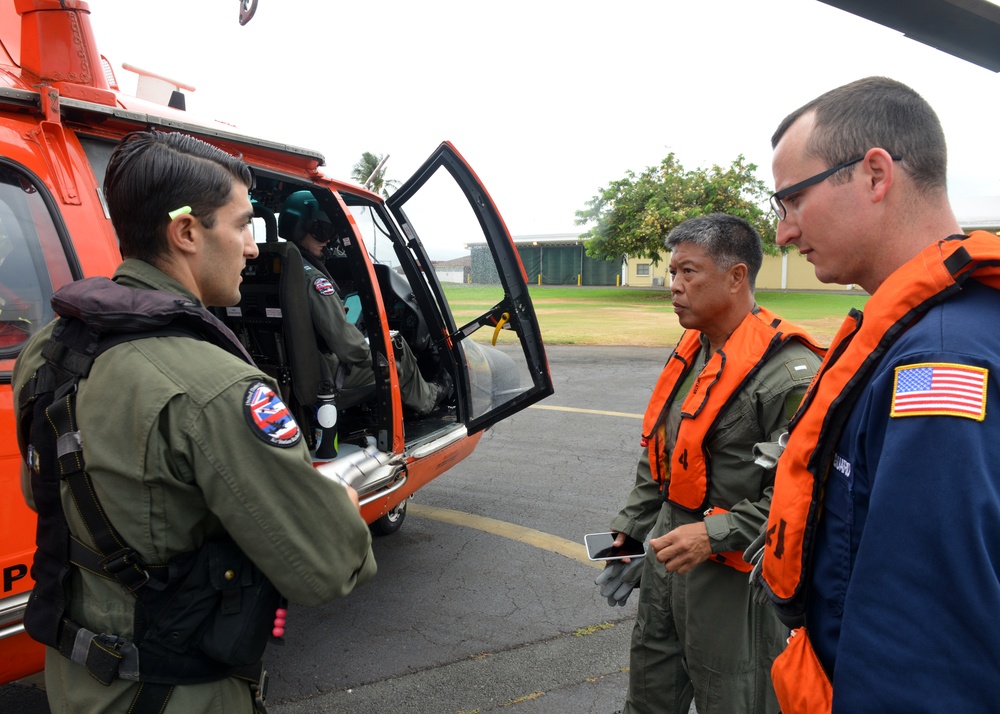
top-left (168, 205), bottom-right (192, 221)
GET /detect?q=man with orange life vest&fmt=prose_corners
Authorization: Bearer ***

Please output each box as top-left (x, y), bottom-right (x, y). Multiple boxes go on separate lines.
top-left (599, 214), bottom-right (823, 714)
top-left (759, 77), bottom-right (1000, 713)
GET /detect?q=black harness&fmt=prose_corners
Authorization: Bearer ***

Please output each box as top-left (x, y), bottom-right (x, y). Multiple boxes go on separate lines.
top-left (17, 278), bottom-right (279, 712)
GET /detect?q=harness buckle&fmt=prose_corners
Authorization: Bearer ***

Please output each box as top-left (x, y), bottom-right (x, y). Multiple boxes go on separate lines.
top-left (100, 548), bottom-right (151, 592)
top-left (81, 631), bottom-right (129, 686)
top-left (96, 632), bottom-right (126, 653)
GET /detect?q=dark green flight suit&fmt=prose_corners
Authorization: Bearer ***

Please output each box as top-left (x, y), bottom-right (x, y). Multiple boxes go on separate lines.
top-left (301, 260), bottom-right (437, 414)
top-left (13, 259), bottom-right (377, 713)
top-left (611, 335), bottom-right (820, 714)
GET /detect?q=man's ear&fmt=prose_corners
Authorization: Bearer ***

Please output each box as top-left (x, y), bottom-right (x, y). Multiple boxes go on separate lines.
top-left (165, 213), bottom-right (199, 256)
top-left (862, 148), bottom-right (895, 204)
top-left (730, 262), bottom-right (748, 292)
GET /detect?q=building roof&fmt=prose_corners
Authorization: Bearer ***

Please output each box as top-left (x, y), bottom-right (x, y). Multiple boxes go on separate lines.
top-left (465, 233), bottom-right (587, 248)
top-left (512, 233), bottom-right (584, 243)
top-left (954, 196), bottom-right (1000, 231)
top-left (509, 232), bottom-right (586, 247)
top-left (433, 255), bottom-right (471, 268)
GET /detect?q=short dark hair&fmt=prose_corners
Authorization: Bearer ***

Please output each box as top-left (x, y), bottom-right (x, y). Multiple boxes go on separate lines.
top-left (665, 214), bottom-right (763, 291)
top-left (104, 131), bottom-right (255, 262)
top-left (771, 76), bottom-right (947, 194)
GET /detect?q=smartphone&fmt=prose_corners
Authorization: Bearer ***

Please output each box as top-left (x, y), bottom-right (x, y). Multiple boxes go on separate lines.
top-left (584, 532), bottom-right (647, 561)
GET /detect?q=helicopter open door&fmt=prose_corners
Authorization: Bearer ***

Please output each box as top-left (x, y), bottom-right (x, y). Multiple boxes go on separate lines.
top-left (386, 142), bottom-right (553, 434)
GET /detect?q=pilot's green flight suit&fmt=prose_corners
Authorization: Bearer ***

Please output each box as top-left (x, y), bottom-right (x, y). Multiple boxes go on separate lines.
top-left (301, 258), bottom-right (437, 414)
top-left (13, 259), bottom-right (377, 713)
top-left (610, 336), bottom-right (820, 714)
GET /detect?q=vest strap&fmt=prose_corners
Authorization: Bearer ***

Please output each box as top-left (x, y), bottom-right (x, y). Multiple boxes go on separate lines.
top-left (129, 683), bottom-right (176, 714)
top-left (58, 619), bottom-right (179, 712)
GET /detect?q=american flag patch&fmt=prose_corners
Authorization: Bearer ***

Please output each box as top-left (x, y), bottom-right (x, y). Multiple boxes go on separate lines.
top-left (890, 363), bottom-right (987, 421)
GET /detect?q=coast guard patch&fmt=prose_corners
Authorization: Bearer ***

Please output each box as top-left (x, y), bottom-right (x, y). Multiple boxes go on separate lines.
top-left (243, 382), bottom-right (301, 447)
top-left (890, 362), bottom-right (987, 421)
top-left (313, 277), bottom-right (336, 296)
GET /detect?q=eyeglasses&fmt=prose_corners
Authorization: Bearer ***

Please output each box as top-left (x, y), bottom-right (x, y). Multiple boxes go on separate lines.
top-left (769, 154), bottom-right (902, 221)
top-left (769, 157), bottom-right (863, 221)
top-left (308, 220), bottom-right (333, 243)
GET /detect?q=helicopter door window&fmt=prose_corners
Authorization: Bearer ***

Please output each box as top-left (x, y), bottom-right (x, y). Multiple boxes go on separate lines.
top-left (386, 167), bottom-right (537, 421)
top-left (350, 202), bottom-right (396, 269)
top-left (0, 165), bottom-right (62, 360)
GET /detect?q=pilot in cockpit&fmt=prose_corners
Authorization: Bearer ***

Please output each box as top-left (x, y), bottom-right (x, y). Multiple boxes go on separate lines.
top-left (279, 190), bottom-right (451, 415)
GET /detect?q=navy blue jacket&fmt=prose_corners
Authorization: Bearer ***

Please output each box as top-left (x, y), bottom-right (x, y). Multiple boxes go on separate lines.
top-left (808, 281), bottom-right (1000, 713)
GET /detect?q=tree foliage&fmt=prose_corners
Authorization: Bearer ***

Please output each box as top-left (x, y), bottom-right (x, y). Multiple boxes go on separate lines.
top-left (350, 151), bottom-right (399, 198)
top-left (576, 154), bottom-right (778, 264)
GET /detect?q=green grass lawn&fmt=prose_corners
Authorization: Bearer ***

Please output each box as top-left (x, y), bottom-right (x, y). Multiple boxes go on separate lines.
top-left (441, 284), bottom-right (869, 347)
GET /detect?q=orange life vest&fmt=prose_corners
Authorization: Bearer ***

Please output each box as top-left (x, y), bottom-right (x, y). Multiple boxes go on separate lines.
top-left (771, 627), bottom-right (833, 714)
top-left (762, 232), bottom-right (1000, 615)
top-left (642, 307), bottom-right (824, 569)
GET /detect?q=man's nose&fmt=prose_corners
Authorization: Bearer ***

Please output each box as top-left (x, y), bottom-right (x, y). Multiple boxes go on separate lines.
top-left (775, 217), bottom-right (799, 247)
top-left (245, 234), bottom-right (259, 258)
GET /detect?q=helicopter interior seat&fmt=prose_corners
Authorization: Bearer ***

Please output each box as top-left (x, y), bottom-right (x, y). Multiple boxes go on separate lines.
top-left (253, 203), bottom-right (373, 406)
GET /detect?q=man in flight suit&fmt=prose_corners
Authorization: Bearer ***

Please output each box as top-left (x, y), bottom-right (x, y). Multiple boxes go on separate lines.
top-left (279, 190), bottom-right (450, 415)
top-left (12, 131), bottom-right (376, 712)
top-left (600, 214), bottom-right (822, 714)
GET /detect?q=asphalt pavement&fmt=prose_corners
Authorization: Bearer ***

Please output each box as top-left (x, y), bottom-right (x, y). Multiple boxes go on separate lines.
top-left (1, 346), bottom-right (675, 713)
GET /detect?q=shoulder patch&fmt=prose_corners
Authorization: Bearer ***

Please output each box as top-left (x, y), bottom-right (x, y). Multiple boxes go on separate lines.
top-left (243, 382), bottom-right (302, 447)
top-left (782, 357), bottom-right (815, 382)
top-left (891, 362), bottom-right (987, 421)
top-left (312, 277), bottom-right (336, 296)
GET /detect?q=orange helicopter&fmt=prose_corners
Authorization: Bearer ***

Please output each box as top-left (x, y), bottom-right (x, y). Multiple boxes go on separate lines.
top-left (0, 0), bottom-right (552, 685)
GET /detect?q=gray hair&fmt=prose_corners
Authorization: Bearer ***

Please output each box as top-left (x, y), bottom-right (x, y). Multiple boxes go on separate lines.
top-left (665, 214), bottom-right (763, 291)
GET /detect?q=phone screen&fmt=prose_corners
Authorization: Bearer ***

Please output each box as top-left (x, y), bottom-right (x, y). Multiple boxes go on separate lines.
top-left (584, 532), bottom-right (647, 561)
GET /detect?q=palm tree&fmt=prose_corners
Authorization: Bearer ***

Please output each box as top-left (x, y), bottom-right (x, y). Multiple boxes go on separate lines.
top-left (350, 152), bottom-right (399, 198)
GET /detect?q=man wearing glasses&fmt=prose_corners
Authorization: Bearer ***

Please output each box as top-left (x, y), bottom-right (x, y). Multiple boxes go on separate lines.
top-left (758, 77), bottom-right (1000, 713)
top-left (280, 191), bottom-right (451, 417)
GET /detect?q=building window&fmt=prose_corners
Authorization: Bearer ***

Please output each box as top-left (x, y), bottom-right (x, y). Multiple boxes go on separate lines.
top-left (636, 263), bottom-right (650, 276)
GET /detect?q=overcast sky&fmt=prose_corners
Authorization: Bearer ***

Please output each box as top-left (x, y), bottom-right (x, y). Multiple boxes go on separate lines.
top-left (89, 0), bottom-right (1000, 236)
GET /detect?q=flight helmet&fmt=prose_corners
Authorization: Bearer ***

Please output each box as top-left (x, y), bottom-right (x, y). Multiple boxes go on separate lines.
top-left (279, 190), bottom-right (333, 244)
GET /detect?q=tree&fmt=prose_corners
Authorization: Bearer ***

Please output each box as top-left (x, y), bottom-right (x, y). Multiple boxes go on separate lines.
top-left (350, 152), bottom-right (399, 198)
top-left (576, 153), bottom-right (777, 264)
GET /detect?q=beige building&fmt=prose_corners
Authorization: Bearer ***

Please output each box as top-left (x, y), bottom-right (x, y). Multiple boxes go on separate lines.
top-left (625, 250), bottom-right (853, 291)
